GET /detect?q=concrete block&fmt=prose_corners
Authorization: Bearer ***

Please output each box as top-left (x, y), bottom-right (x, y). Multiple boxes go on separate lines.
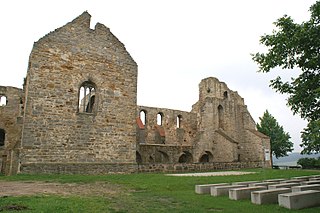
top-left (269, 183), bottom-right (300, 189)
top-left (229, 186), bottom-right (267, 200)
top-left (211, 185), bottom-right (246, 197)
top-left (280, 179), bottom-right (303, 184)
top-left (278, 190), bottom-right (320, 210)
top-left (263, 178), bottom-right (286, 183)
top-left (309, 177), bottom-right (320, 181)
top-left (232, 181), bottom-right (260, 186)
top-left (249, 182), bottom-right (278, 187)
top-left (195, 183), bottom-right (229, 194)
top-left (291, 176), bottom-right (311, 181)
top-left (251, 188), bottom-right (291, 204)
top-left (301, 180), bottom-right (320, 185)
top-left (292, 184), bottom-right (320, 192)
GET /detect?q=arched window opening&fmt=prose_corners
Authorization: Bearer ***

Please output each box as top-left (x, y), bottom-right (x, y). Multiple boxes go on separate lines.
top-left (140, 110), bottom-right (147, 125)
top-left (79, 82), bottom-right (96, 113)
top-left (136, 151), bottom-right (142, 164)
top-left (176, 115), bottom-right (182, 128)
top-left (157, 112), bottom-right (163, 126)
top-left (178, 151), bottom-right (193, 163)
top-left (218, 105), bottom-right (224, 129)
top-left (0, 96), bottom-right (7, 106)
top-left (149, 156), bottom-right (154, 163)
top-left (157, 151), bottom-right (169, 163)
top-left (199, 151), bottom-right (213, 163)
top-left (223, 91), bottom-right (228, 99)
top-left (0, 129), bottom-right (5, 147)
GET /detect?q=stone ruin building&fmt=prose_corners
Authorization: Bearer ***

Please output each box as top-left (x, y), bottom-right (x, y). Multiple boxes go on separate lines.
top-left (0, 12), bottom-right (271, 175)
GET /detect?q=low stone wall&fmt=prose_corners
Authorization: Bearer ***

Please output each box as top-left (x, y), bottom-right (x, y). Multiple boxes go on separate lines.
top-left (137, 161), bottom-right (265, 173)
top-left (20, 161), bottom-right (264, 174)
top-left (20, 163), bottom-right (137, 175)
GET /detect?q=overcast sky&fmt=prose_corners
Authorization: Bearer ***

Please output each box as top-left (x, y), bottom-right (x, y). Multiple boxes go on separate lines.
top-left (0, 0), bottom-right (315, 152)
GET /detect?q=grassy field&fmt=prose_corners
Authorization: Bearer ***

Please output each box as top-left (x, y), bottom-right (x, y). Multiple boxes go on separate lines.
top-left (1, 168), bottom-right (320, 212)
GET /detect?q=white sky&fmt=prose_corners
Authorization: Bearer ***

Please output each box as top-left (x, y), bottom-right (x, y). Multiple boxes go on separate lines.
top-left (0, 0), bottom-right (315, 152)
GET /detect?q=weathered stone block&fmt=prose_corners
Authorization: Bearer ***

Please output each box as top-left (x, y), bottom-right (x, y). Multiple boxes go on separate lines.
top-left (251, 188), bottom-right (291, 204)
top-left (195, 183), bottom-right (229, 194)
top-left (211, 185), bottom-right (246, 197)
top-left (278, 190), bottom-right (320, 210)
top-left (229, 186), bottom-right (266, 200)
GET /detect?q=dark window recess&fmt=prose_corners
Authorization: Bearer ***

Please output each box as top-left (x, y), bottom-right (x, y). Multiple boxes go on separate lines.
top-left (0, 129), bottom-right (5, 146)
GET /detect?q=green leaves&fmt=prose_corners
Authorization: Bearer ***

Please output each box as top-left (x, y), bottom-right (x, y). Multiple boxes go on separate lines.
top-left (253, 1), bottom-right (320, 154)
top-left (257, 110), bottom-right (293, 159)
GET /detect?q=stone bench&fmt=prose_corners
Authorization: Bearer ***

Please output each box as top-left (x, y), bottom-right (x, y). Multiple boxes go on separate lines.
top-left (263, 178), bottom-right (286, 183)
top-left (195, 183), bottom-right (229, 194)
top-left (229, 186), bottom-right (267, 200)
top-left (249, 182), bottom-right (278, 187)
top-left (231, 181), bottom-right (260, 187)
top-left (292, 184), bottom-right (320, 192)
top-left (251, 188), bottom-right (291, 204)
top-left (211, 185), bottom-right (246, 197)
top-left (309, 177), bottom-right (320, 181)
top-left (280, 179), bottom-right (303, 184)
top-left (291, 176), bottom-right (311, 181)
top-left (278, 190), bottom-right (320, 210)
top-left (268, 182), bottom-right (300, 189)
top-left (301, 180), bottom-right (320, 185)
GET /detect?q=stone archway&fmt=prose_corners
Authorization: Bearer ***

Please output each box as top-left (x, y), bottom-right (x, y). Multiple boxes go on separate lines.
top-left (178, 151), bottom-right (193, 163)
top-left (199, 151), bottom-right (213, 163)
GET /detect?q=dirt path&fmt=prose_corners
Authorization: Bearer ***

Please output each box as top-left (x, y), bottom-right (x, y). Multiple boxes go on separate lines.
top-left (0, 181), bottom-right (122, 197)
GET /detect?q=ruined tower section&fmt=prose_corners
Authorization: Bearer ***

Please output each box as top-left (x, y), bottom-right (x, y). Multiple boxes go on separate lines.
top-left (192, 77), bottom-right (271, 166)
top-left (0, 86), bottom-right (23, 175)
top-left (20, 12), bottom-right (138, 174)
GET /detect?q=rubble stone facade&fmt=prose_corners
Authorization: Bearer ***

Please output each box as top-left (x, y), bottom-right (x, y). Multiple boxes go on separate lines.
top-left (0, 12), bottom-right (271, 175)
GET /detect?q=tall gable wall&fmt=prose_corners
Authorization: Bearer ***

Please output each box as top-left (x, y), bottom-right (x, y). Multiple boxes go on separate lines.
top-left (20, 12), bottom-right (138, 173)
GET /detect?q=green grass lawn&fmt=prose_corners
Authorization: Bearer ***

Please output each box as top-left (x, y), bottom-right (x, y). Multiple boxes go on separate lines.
top-left (1, 168), bottom-right (320, 212)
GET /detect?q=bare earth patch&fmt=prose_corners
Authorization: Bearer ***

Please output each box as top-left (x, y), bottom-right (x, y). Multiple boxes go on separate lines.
top-left (0, 181), bottom-right (123, 197)
top-left (166, 171), bottom-right (255, 177)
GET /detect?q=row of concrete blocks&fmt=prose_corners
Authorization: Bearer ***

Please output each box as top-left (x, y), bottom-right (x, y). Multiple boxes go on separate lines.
top-left (195, 175), bottom-right (320, 210)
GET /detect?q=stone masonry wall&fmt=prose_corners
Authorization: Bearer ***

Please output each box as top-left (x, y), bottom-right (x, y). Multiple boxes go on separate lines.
top-left (20, 12), bottom-right (138, 172)
top-left (0, 86), bottom-right (23, 175)
top-left (0, 12), bottom-right (271, 175)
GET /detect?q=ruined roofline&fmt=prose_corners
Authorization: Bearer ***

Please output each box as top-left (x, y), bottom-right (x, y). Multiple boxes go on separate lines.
top-left (31, 11), bottom-right (136, 65)
top-left (247, 129), bottom-right (270, 139)
top-left (138, 105), bottom-right (193, 114)
top-left (0, 85), bottom-right (23, 91)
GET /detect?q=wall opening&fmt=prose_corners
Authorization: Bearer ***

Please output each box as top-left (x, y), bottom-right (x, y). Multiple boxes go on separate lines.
top-left (0, 129), bottom-right (5, 147)
top-left (79, 81), bottom-right (96, 113)
top-left (218, 105), bottom-right (224, 129)
top-left (157, 112), bottom-right (163, 125)
top-left (223, 91), bottom-right (228, 99)
top-left (176, 115), bottom-right (182, 128)
top-left (0, 96), bottom-right (7, 106)
top-left (178, 151), bottom-right (193, 163)
top-left (149, 156), bottom-right (154, 163)
top-left (157, 151), bottom-right (169, 163)
top-left (199, 151), bottom-right (213, 163)
top-left (140, 110), bottom-right (147, 125)
top-left (136, 151), bottom-right (142, 164)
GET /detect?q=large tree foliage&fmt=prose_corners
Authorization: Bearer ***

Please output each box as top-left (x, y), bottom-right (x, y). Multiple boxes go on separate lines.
top-left (257, 110), bottom-right (293, 159)
top-left (252, 2), bottom-right (320, 154)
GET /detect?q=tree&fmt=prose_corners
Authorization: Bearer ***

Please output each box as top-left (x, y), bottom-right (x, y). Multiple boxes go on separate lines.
top-left (252, 1), bottom-right (320, 154)
top-left (257, 110), bottom-right (293, 158)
